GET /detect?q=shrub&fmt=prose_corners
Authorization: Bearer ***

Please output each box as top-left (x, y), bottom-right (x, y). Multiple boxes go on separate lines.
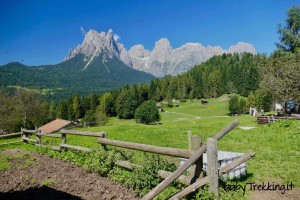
top-left (238, 98), bottom-right (247, 114)
top-left (229, 95), bottom-right (239, 115)
top-left (94, 106), bottom-right (108, 125)
top-left (81, 110), bottom-right (96, 126)
top-left (134, 100), bottom-right (160, 124)
top-left (255, 90), bottom-right (272, 112)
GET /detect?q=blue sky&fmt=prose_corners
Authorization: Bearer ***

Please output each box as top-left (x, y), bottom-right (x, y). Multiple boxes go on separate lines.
top-left (0, 0), bottom-right (299, 65)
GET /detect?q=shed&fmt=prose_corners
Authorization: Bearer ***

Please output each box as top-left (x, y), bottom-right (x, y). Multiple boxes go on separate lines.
top-left (38, 118), bottom-right (72, 134)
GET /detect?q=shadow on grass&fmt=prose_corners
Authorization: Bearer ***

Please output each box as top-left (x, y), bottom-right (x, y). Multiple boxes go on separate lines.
top-left (0, 186), bottom-right (82, 200)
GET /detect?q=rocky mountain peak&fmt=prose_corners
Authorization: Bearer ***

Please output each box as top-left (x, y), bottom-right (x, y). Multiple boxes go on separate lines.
top-left (154, 38), bottom-right (171, 49)
top-left (106, 29), bottom-right (114, 39)
top-left (64, 29), bottom-right (120, 61)
top-left (226, 42), bottom-right (256, 54)
top-left (64, 28), bottom-right (257, 77)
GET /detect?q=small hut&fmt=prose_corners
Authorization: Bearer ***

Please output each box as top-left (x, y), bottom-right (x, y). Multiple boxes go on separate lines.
top-left (38, 118), bottom-right (72, 134)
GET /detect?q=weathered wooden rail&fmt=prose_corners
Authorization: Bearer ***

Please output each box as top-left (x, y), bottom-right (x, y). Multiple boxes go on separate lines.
top-left (0, 132), bottom-right (22, 139)
top-left (19, 128), bottom-right (107, 152)
top-left (257, 115), bottom-right (300, 124)
top-left (97, 138), bottom-right (192, 158)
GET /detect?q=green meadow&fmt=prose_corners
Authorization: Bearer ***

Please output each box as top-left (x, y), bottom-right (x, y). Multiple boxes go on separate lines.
top-left (1, 95), bottom-right (299, 188)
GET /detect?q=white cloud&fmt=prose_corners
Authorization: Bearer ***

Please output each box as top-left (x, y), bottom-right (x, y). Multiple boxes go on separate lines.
top-left (80, 26), bottom-right (86, 36)
top-left (113, 34), bottom-right (121, 41)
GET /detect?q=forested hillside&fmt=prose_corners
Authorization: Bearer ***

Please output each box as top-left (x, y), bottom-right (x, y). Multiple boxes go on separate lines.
top-left (148, 53), bottom-right (263, 101)
top-left (0, 54), bottom-right (154, 101)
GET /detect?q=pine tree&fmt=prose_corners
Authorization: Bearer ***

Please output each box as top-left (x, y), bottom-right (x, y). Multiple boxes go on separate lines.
top-left (49, 100), bottom-right (56, 120)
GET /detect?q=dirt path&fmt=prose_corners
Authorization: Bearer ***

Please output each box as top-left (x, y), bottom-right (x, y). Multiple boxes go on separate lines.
top-left (0, 149), bottom-right (138, 200)
top-left (250, 188), bottom-right (300, 200)
top-left (163, 110), bottom-right (229, 120)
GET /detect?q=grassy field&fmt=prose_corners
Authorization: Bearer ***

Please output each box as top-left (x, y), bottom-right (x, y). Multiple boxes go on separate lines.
top-left (73, 96), bottom-right (299, 187)
top-left (1, 95), bottom-right (299, 194)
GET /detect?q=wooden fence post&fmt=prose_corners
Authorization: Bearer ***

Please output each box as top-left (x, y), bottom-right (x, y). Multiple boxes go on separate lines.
top-left (36, 135), bottom-right (41, 145)
top-left (21, 127), bottom-right (27, 143)
top-left (101, 132), bottom-right (108, 150)
top-left (188, 131), bottom-right (204, 183)
top-left (61, 133), bottom-right (66, 144)
top-left (207, 138), bottom-right (219, 198)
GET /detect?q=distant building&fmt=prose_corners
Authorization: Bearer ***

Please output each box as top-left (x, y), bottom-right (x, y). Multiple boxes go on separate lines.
top-left (38, 118), bottom-right (72, 134)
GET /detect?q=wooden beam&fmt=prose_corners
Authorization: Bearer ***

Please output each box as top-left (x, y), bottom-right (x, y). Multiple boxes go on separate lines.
top-left (207, 138), bottom-right (219, 198)
top-left (158, 170), bottom-right (193, 185)
top-left (0, 132), bottom-right (22, 139)
top-left (36, 144), bottom-right (61, 151)
top-left (21, 129), bottom-right (36, 134)
top-left (141, 120), bottom-right (239, 200)
top-left (21, 136), bottom-right (36, 143)
top-left (61, 133), bottom-right (66, 144)
top-left (36, 133), bottom-right (61, 138)
top-left (36, 135), bottom-right (41, 144)
top-left (191, 134), bottom-right (204, 181)
top-left (170, 177), bottom-right (209, 200)
top-left (60, 129), bottom-right (106, 137)
top-left (98, 138), bottom-right (192, 158)
top-left (60, 143), bottom-right (90, 152)
top-left (114, 160), bottom-right (193, 185)
top-left (169, 152), bottom-right (255, 200)
top-left (212, 120), bottom-right (239, 141)
top-left (115, 160), bottom-right (142, 170)
top-left (219, 152), bottom-right (255, 175)
top-left (0, 141), bottom-right (23, 146)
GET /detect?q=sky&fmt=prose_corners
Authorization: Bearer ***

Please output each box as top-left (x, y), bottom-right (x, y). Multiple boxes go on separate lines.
top-left (0, 0), bottom-right (299, 66)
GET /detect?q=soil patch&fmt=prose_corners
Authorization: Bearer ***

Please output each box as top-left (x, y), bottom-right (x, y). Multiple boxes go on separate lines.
top-left (0, 149), bottom-right (138, 200)
top-left (250, 188), bottom-right (300, 200)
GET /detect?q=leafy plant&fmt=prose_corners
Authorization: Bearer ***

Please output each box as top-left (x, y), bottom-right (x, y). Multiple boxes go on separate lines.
top-left (42, 179), bottom-right (56, 186)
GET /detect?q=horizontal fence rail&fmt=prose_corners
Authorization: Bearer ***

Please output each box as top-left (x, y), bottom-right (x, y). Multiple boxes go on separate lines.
top-left (0, 132), bottom-right (22, 139)
top-left (98, 138), bottom-right (192, 158)
top-left (21, 128), bottom-right (36, 134)
top-left (35, 144), bottom-right (61, 151)
top-left (60, 129), bottom-right (107, 137)
top-left (60, 143), bottom-right (90, 152)
top-left (0, 140), bottom-right (23, 146)
top-left (36, 133), bottom-right (61, 138)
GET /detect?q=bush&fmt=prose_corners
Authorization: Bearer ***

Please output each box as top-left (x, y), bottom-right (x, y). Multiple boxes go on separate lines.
top-left (134, 100), bottom-right (160, 124)
top-left (238, 98), bottom-right (247, 114)
top-left (255, 90), bottom-right (272, 112)
top-left (81, 110), bottom-right (96, 126)
top-left (229, 95), bottom-right (239, 115)
top-left (94, 106), bottom-right (108, 125)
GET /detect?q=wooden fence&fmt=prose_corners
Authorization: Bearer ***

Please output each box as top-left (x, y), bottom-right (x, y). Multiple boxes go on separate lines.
top-left (257, 115), bottom-right (300, 124)
top-left (2, 120), bottom-right (255, 199)
top-left (20, 128), bottom-right (107, 152)
top-left (98, 120), bottom-right (255, 199)
top-left (0, 132), bottom-right (23, 146)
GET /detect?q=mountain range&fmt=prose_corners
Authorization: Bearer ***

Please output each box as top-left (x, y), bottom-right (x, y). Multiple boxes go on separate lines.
top-left (65, 29), bottom-right (256, 77)
top-left (0, 28), bottom-right (256, 100)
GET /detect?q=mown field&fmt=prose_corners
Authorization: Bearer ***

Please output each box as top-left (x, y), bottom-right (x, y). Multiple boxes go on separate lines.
top-left (1, 95), bottom-right (299, 198)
